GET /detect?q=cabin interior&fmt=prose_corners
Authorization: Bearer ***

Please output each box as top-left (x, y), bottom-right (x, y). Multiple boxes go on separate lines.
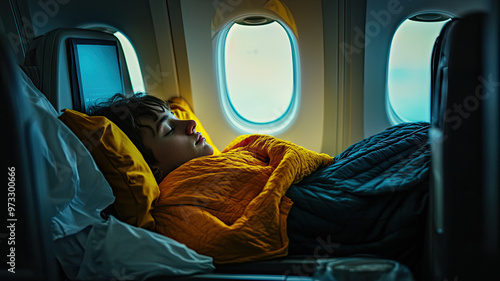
top-left (1, 0), bottom-right (499, 280)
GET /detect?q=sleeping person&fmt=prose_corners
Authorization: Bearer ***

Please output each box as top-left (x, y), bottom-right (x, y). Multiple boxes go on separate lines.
top-left (89, 93), bottom-right (431, 273)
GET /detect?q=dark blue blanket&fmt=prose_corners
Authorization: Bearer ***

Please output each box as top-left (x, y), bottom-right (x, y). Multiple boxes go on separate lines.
top-left (286, 122), bottom-right (430, 270)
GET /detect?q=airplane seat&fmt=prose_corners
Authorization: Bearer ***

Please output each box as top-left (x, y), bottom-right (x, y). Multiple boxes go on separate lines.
top-left (2, 28), bottom-right (217, 281)
top-left (429, 12), bottom-right (500, 280)
top-left (22, 28), bottom-right (133, 113)
top-left (0, 28), bottom-right (62, 281)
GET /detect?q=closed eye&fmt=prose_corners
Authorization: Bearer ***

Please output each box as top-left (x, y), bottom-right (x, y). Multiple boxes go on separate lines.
top-left (164, 127), bottom-right (174, 136)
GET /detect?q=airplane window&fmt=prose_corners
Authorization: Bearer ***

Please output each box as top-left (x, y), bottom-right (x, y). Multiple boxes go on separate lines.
top-left (217, 20), bottom-right (299, 133)
top-left (387, 18), bottom-right (449, 124)
top-left (113, 31), bottom-right (146, 94)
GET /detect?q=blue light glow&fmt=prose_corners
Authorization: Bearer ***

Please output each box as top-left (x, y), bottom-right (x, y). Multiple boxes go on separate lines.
top-left (76, 44), bottom-right (123, 106)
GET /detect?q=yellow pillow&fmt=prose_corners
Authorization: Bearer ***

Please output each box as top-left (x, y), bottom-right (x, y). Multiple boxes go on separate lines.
top-left (169, 97), bottom-right (220, 155)
top-left (58, 109), bottom-right (159, 230)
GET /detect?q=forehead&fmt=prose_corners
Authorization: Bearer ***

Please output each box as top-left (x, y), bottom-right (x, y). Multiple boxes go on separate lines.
top-left (136, 107), bottom-right (169, 137)
top-left (136, 106), bottom-right (167, 123)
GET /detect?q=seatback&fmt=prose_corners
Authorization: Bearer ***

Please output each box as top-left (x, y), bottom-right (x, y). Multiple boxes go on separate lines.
top-left (23, 28), bottom-right (133, 113)
top-left (429, 12), bottom-right (500, 280)
top-left (0, 27), bottom-right (61, 281)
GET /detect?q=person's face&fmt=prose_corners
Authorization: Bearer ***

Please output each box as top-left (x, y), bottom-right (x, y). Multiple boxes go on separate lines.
top-left (139, 108), bottom-right (214, 179)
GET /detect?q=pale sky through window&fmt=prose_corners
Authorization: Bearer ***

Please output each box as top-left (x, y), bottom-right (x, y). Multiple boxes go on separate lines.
top-left (224, 22), bottom-right (294, 124)
top-left (388, 19), bottom-right (449, 123)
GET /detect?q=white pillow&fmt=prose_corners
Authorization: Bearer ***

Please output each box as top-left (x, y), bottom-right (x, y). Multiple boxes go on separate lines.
top-left (55, 216), bottom-right (214, 280)
top-left (19, 68), bottom-right (115, 240)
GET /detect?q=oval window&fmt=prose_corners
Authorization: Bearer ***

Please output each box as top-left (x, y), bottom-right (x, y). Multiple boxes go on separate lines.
top-left (217, 19), bottom-right (299, 133)
top-left (387, 17), bottom-right (449, 124)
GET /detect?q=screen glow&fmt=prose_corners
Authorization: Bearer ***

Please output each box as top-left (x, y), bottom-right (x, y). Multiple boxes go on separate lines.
top-left (76, 43), bottom-right (123, 109)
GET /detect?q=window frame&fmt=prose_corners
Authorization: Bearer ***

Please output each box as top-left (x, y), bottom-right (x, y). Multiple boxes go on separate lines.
top-left (386, 16), bottom-right (450, 125)
top-left (215, 16), bottom-right (301, 134)
top-left (113, 31), bottom-right (146, 94)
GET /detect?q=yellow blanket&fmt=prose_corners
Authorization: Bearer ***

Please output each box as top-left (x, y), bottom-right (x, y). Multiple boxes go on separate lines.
top-left (153, 135), bottom-right (333, 264)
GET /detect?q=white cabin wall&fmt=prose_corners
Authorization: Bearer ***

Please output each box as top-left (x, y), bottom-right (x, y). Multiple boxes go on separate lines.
top-left (321, 0), bottom-right (366, 156)
top-left (179, 0), bottom-right (325, 152)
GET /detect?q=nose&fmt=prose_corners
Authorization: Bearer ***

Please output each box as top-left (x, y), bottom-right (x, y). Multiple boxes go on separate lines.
top-left (184, 119), bottom-right (197, 135)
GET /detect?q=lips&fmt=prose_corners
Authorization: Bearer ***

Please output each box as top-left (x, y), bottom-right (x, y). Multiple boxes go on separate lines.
top-left (196, 133), bottom-right (205, 145)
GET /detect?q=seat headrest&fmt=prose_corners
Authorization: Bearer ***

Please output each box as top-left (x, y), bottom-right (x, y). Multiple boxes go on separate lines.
top-left (23, 28), bottom-right (133, 113)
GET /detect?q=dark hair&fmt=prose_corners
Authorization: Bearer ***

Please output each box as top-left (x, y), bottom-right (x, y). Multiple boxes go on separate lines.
top-left (88, 93), bottom-right (170, 173)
